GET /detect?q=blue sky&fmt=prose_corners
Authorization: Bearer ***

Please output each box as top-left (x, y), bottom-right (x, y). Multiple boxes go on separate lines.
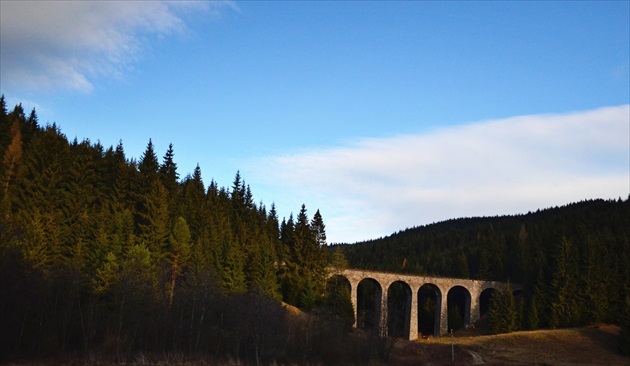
top-left (1, 1), bottom-right (629, 243)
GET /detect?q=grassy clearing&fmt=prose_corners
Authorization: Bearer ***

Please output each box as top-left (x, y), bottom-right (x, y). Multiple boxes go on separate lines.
top-left (390, 324), bottom-right (628, 365)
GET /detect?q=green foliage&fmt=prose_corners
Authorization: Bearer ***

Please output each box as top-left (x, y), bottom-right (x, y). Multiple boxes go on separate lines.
top-left (549, 237), bottom-right (580, 328)
top-left (321, 276), bottom-right (355, 332)
top-left (0, 101), bottom-right (334, 362)
top-left (1, 98), bottom-right (628, 361)
top-left (340, 198), bottom-right (630, 335)
top-left (280, 205), bottom-right (329, 309)
top-left (488, 284), bottom-right (518, 334)
top-left (524, 295), bottom-right (540, 330)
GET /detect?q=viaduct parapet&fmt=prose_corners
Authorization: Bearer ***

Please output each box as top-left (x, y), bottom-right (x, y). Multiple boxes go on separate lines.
top-left (331, 268), bottom-right (521, 340)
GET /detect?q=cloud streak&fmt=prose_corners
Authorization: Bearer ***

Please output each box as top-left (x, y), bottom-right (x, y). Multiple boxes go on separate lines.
top-left (246, 105), bottom-right (630, 243)
top-left (0, 1), bottom-right (234, 92)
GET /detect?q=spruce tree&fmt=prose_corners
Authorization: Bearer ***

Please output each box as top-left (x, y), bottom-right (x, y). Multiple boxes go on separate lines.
top-left (487, 290), bottom-right (502, 334)
top-left (139, 139), bottom-right (159, 179)
top-left (159, 143), bottom-right (179, 201)
top-left (168, 217), bottom-right (191, 305)
top-left (2, 120), bottom-right (23, 198)
top-left (247, 235), bottom-right (280, 300)
top-left (487, 285), bottom-right (518, 334)
top-left (549, 237), bottom-right (580, 328)
top-left (500, 283), bottom-right (518, 332)
top-left (0, 95), bottom-right (7, 119)
top-left (221, 238), bottom-right (247, 294)
top-left (525, 295), bottom-right (540, 330)
top-left (138, 180), bottom-right (170, 259)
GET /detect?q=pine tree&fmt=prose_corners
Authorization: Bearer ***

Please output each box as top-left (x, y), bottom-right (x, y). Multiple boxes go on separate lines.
top-left (532, 270), bottom-right (549, 327)
top-left (299, 274), bottom-right (318, 311)
top-left (501, 283), bottom-right (518, 332)
top-left (487, 290), bottom-right (502, 334)
top-left (579, 234), bottom-right (609, 324)
top-left (221, 238), bottom-right (247, 294)
top-left (487, 284), bottom-right (517, 334)
top-left (549, 237), bottom-right (580, 328)
top-left (169, 217), bottom-right (191, 305)
top-left (159, 143), bottom-right (179, 203)
top-left (0, 95), bottom-right (10, 174)
top-left (279, 214), bottom-right (300, 305)
top-left (138, 180), bottom-right (170, 259)
top-left (525, 296), bottom-right (540, 330)
top-left (94, 252), bottom-right (121, 296)
top-left (309, 209), bottom-right (328, 295)
top-left (139, 139), bottom-right (159, 180)
top-left (454, 253), bottom-right (470, 278)
top-left (330, 246), bottom-right (349, 272)
top-left (0, 95), bottom-right (7, 119)
top-left (2, 119), bottom-right (23, 198)
top-left (247, 235), bottom-right (280, 300)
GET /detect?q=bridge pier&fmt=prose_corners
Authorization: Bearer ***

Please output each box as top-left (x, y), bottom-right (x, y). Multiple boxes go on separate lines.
top-left (380, 285), bottom-right (388, 336)
top-left (349, 280), bottom-right (358, 327)
top-left (470, 288), bottom-right (481, 324)
top-left (334, 269), bottom-right (519, 341)
top-left (409, 287), bottom-right (418, 341)
top-left (439, 290), bottom-right (448, 336)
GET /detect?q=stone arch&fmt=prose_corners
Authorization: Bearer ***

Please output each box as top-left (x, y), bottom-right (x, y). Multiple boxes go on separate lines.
top-left (418, 283), bottom-right (442, 336)
top-left (326, 274), bottom-right (351, 296)
top-left (447, 285), bottom-right (471, 331)
top-left (387, 281), bottom-right (412, 339)
top-left (356, 278), bottom-right (382, 334)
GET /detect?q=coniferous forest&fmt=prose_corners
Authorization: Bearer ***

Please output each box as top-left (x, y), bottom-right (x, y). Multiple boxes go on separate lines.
top-left (0, 98), bottom-right (366, 364)
top-left (1, 95), bottom-right (629, 362)
top-left (337, 196), bottom-right (630, 350)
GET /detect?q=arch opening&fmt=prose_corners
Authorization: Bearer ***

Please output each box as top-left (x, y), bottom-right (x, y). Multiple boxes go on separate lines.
top-left (357, 278), bottom-right (382, 334)
top-left (387, 281), bottom-right (412, 339)
top-left (325, 275), bottom-right (354, 331)
top-left (447, 286), bottom-right (471, 331)
top-left (418, 284), bottom-right (441, 336)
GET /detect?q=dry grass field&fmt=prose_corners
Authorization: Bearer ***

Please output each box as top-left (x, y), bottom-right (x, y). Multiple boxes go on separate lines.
top-left (4, 324), bottom-right (627, 365)
top-left (389, 324), bottom-right (628, 365)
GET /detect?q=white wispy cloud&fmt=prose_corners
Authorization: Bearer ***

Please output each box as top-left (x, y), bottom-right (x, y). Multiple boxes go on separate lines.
top-left (245, 105), bottom-right (630, 244)
top-left (0, 1), bottom-right (235, 93)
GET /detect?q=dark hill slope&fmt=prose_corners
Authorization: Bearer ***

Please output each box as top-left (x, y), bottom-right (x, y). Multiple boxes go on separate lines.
top-left (338, 198), bottom-right (629, 282)
top-left (336, 198), bottom-right (630, 329)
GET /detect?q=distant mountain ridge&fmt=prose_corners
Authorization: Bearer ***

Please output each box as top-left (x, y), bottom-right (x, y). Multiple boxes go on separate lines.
top-left (337, 197), bottom-right (629, 281)
top-left (337, 197), bottom-right (630, 331)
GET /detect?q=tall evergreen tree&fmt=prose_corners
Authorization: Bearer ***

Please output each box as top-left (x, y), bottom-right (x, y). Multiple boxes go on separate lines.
top-left (168, 217), bottom-right (191, 305)
top-left (159, 143), bottom-right (179, 200)
top-left (2, 119), bottom-right (23, 198)
top-left (579, 234), bottom-right (609, 323)
top-left (138, 180), bottom-right (170, 259)
top-left (139, 139), bottom-right (159, 179)
top-left (247, 235), bottom-right (280, 299)
top-left (549, 237), bottom-right (580, 328)
top-left (221, 238), bottom-right (247, 294)
top-left (487, 284), bottom-right (517, 334)
top-left (0, 95), bottom-right (7, 119)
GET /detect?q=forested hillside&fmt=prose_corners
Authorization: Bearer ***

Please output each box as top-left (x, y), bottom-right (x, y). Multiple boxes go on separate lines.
top-left (337, 197), bottom-right (630, 332)
top-left (0, 98), bottom-right (369, 364)
top-left (1, 95), bottom-right (628, 361)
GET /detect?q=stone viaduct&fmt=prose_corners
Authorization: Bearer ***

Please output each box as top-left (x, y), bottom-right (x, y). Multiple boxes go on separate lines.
top-left (331, 268), bottom-right (521, 341)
